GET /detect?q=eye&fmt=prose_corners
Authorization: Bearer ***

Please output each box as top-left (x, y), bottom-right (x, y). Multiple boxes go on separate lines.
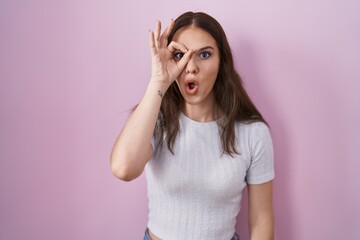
top-left (199, 51), bottom-right (211, 59)
top-left (173, 51), bottom-right (184, 62)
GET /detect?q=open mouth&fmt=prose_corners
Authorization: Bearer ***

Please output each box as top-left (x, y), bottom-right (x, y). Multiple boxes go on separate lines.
top-left (185, 81), bottom-right (199, 94)
top-left (188, 82), bottom-right (196, 90)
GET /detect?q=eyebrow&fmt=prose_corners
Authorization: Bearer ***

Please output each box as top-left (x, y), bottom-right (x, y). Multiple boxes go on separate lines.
top-left (196, 46), bottom-right (215, 51)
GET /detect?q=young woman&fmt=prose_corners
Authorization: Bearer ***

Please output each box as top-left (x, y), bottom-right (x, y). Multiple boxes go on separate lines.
top-left (111, 11), bottom-right (275, 240)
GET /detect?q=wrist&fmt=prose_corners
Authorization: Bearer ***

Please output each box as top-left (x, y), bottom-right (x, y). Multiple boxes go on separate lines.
top-left (146, 82), bottom-right (168, 101)
top-left (147, 80), bottom-right (170, 96)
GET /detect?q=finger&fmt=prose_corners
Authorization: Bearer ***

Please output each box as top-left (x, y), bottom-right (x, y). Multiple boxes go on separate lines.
top-left (149, 30), bottom-right (157, 56)
top-left (154, 20), bottom-right (161, 49)
top-left (160, 19), bottom-right (174, 48)
top-left (167, 41), bottom-right (188, 54)
top-left (176, 49), bottom-right (195, 72)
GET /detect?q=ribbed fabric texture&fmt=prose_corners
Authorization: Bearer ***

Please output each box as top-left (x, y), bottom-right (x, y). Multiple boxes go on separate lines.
top-left (145, 113), bottom-right (274, 240)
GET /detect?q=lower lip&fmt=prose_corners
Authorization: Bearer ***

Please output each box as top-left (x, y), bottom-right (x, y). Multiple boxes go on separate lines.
top-left (185, 84), bottom-right (199, 95)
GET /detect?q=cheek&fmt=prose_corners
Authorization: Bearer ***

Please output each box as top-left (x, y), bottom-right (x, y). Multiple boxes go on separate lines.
top-left (204, 64), bottom-right (219, 80)
top-left (203, 57), bottom-right (219, 74)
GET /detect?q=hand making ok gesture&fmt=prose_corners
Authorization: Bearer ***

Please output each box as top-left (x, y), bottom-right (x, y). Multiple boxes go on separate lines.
top-left (149, 20), bottom-right (194, 93)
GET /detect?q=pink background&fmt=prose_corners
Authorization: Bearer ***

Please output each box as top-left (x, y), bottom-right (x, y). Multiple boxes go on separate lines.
top-left (1, 0), bottom-right (359, 239)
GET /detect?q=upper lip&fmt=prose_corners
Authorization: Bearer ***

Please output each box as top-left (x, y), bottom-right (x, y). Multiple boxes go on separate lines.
top-left (184, 79), bottom-right (199, 86)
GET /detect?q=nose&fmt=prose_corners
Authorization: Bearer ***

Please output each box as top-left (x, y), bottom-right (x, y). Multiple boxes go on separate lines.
top-left (185, 56), bottom-right (199, 74)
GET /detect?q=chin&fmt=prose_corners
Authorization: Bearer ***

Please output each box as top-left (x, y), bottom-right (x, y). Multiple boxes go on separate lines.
top-left (182, 95), bottom-right (204, 106)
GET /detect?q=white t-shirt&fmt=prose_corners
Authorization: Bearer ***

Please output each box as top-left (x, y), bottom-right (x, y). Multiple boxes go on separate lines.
top-left (145, 113), bottom-right (275, 240)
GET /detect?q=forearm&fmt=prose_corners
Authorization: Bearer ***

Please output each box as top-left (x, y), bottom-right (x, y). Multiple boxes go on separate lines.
top-left (249, 215), bottom-right (274, 240)
top-left (110, 82), bottom-right (164, 181)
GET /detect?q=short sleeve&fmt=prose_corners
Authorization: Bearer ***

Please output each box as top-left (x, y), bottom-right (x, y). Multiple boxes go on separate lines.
top-left (245, 122), bottom-right (275, 184)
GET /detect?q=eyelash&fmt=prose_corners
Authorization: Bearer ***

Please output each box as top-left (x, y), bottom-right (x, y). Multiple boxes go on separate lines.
top-left (173, 52), bottom-right (184, 61)
top-left (173, 51), bottom-right (212, 61)
top-left (199, 51), bottom-right (211, 59)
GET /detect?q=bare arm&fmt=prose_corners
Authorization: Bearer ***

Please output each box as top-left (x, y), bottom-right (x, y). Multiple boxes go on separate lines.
top-left (110, 84), bottom-right (161, 181)
top-left (248, 181), bottom-right (274, 240)
top-left (110, 20), bottom-right (193, 181)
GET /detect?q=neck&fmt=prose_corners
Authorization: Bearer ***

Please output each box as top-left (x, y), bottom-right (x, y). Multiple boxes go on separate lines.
top-left (183, 95), bottom-right (222, 122)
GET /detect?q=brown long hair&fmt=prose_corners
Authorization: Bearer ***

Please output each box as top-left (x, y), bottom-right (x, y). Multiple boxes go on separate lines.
top-left (157, 11), bottom-right (267, 156)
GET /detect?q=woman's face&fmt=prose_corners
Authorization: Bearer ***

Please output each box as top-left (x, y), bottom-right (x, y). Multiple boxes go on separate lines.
top-left (172, 26), bottom-right (220, 107)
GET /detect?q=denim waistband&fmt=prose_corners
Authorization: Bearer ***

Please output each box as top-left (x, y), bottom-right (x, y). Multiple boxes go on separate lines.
top-left (144, 229), bottom-right (239, 240)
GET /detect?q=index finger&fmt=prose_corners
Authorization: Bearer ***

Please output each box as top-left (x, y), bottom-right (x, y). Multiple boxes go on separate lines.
top-left (167, 41), bottom-right (188, 54)
top-left (176, 49), bottom-right (195, 72)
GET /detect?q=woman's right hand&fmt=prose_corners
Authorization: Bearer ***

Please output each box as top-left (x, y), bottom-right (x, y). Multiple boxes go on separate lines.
top-left (149, 20), bottom-right (194, 93)
top-left (111, 20), bottom-right (194, 182)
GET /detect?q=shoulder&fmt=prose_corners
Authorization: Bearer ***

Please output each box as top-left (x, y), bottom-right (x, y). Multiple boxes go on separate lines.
top-left (235, 121), bottom-right (272, 152)
top-left (235, 121), bottom-right (271, 138)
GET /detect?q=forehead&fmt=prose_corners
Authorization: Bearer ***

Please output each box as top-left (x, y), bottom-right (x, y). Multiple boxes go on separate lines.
top-left (172, 26), bottom-right (218, 51)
